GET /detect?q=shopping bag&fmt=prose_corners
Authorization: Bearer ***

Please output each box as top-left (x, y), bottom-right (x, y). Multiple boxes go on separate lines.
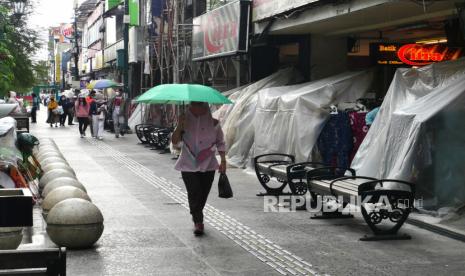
top-left (218, 173), bottom-right (233, 198)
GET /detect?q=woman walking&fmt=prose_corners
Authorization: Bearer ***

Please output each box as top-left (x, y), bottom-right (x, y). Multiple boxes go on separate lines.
top-left (47, 96), bottom-right (59, 127)
top-left (58, 95), bottom-right (67, 126)
top-left (171, 102), bottom-right (226, 236)
top-left (89, 97), bottom-right (107, 140)
top-left (75, 95), bottom-right (90, 138)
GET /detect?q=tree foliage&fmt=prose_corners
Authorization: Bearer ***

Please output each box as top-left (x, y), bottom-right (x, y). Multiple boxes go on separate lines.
top-left (32, 60), bottom-right (49, 85)
top-left (0, 2), bottom-right (41, 96)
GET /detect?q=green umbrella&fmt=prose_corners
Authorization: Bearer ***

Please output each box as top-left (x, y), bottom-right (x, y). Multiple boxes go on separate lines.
top-left (136, 84), bottom-right (233, 105)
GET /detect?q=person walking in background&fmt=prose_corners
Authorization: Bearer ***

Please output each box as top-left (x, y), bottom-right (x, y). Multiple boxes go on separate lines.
top-left (110, 89), bottom-right (125, 138)
top-left (86, 90), bottom-right (96, 137)
top-left (31, 93), bottom-right (39, 123)
top-left (47, 95), bottom-right (59, 128)
top-left (67, 94), bottom-right (77, 125)
top-left (171, 102), bottom-right (227, 236)
top-left (75, 95), bottom-right (90, 138)
top-left (58, 95), bottom-right (68, 127)
top-left (89, 96), bottom-right (107, 140)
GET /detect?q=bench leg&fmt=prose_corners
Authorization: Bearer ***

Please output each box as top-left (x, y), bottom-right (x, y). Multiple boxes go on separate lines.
top-left (360, 204), bottom-right (412, 241)
top-left (254, 174), bottom-right (292, 196)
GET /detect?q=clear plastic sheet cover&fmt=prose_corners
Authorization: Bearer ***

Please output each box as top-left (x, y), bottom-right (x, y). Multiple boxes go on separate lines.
top-left (253, 70), bottom-right (373, 163)
top-left (351, 58), bottom-right (465, 210)
top-left (0, 116), bottom-right (22, 166)
top-left (220, 68), bottom-right (303, 168)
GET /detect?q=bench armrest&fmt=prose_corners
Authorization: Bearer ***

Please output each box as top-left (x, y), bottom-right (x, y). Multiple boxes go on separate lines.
top-left (254, 153), bottom-right (295, 165)
top-left (358, 179), bottom-right (415, 194)
top-left (286, 162), bottom-right (325, 173)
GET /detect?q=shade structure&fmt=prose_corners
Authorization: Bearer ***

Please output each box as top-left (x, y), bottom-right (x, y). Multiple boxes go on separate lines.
top-left (87, 79), bottom-right (122, 90)
top-left (135, 84), bottom-right (233, 105)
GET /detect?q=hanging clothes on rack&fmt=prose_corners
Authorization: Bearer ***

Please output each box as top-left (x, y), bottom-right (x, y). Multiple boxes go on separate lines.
top-left (349, 111), bottom-right (369, 162)
top-left (317, 111), bottom-right (353, 169)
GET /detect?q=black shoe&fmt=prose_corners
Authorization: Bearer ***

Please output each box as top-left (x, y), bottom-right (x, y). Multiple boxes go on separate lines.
top-left (193, 223), bottom-right (204, 236)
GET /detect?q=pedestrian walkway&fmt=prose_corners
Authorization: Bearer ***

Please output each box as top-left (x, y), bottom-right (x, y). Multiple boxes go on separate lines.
top-left (29, 109), bottom-right (465, 276)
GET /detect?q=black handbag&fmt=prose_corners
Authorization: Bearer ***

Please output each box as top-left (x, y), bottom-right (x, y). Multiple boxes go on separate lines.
top-left (218, 173), bottom-right (233, 198)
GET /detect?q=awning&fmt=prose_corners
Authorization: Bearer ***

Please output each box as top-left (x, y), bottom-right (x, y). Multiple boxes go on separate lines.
top-left (254, 0), bottom-right (459, 36)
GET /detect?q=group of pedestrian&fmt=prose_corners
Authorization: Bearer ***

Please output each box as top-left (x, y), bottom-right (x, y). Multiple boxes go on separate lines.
top-left (42, 89), bottom-right (126, 140)
top-left (75, 89), bottom-right (126, 139)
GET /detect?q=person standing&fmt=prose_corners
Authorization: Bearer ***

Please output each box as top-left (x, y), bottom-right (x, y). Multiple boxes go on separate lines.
top-left (171, 102), bottom-right (227, 236)
top-left (31, 93), bottom-right (39, 123)
top-left (47, 96), bottom-right (59, 127)
top-left (75, 96), bottom-right (90, 138)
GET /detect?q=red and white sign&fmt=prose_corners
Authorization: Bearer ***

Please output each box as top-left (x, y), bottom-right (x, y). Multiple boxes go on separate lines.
top-left (192, 0), bottom-right (250, 61)
top-left (397, 44), bottom-right (462, 66)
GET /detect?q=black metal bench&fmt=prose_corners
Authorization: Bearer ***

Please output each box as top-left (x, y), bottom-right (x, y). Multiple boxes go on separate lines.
top-left (0, 248), bottom-right (66, 275)
top-left (135, 124), bottom-right (155, 144)
top-left (254, 153), bottom-right (415, 241)
top-left (146, 127), bottom-right (173, 150)
top-left (307, 174), bottom-right (415, 241)
top-left (253, 154), bottom-right (353, 196)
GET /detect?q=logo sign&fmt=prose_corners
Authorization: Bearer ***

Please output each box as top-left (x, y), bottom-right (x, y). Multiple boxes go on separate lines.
top-left (371, 43), bottom-right (463, 66)
top-left (397, 44), bottom-right (462, 66)
top-left (61, 24), bottom-right (74, 38)
top-left (192, 0), bottom-right (250, 61)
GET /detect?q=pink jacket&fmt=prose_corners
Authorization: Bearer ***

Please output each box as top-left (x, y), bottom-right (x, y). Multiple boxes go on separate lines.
top-left (174, 109), bottom-right (226, 172)
top-left (75, 101), bottom-right (90, 118)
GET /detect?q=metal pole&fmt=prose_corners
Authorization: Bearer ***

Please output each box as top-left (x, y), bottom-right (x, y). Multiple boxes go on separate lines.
top-left (173, 0), bottom-right (178, 83)
top-left (123, 0), bottom-right (130, 98)
top-left (73, 6), bottom-right (80, 80)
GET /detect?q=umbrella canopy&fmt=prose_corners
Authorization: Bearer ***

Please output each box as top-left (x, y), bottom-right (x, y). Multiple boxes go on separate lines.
top-left (136, 84), bottom-right (233, 105)
top-left (87, 79), bottom-right (122, 90)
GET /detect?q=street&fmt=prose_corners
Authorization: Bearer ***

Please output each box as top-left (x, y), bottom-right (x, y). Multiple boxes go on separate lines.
top-left (24, 109), bottom-right (465, 276)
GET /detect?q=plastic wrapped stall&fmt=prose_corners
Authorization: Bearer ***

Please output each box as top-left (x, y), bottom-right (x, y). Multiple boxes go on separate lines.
top-left (220, 68), bottom-right (303, 167)
top-left (0, 117), bottom-right (22, 166)
top-left (253, 70), bottom-right (373, 163)
top-left (351, 58), bottom-right (465, 210)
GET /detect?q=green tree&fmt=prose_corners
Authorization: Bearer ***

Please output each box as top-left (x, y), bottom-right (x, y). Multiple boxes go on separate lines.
top-left (0, 2), bottom-right (41, 96)
top-left (33, 60), bottom-right (50, 85)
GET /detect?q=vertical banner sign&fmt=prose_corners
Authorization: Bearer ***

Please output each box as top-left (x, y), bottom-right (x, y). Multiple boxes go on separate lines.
top-left (192, 0), bottom-right (250, 61)
top-left (129, 0), bottom-right (140, 26)
top-left (55, 54), bottom-right (61, 83)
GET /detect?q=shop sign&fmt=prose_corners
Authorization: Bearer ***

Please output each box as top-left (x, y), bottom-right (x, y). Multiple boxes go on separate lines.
top-left (105, 0), bottom-right (138, 26)
top-left (106, 0), bottom-right (123, 12)
top-left (192, 0), bottom-right (250, 61)
top-left (252, 0), bottom-right (319, 22)
top-left (55, 53), bottom-right (61, 83)
top-left (371, 43), bottom-right (463, 66)
top-left (50, 24), bottom-right (74, 41)
top-left (61, 24), bottom-right (74, 38)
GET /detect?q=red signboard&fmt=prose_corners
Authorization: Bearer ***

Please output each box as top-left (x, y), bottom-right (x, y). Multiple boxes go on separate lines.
top-left (397, 44), bottom-right (463, 66)
top-left (192, 0), bottom-right (250, 61)
top-left (371, 43), bottom-right (463, 66)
